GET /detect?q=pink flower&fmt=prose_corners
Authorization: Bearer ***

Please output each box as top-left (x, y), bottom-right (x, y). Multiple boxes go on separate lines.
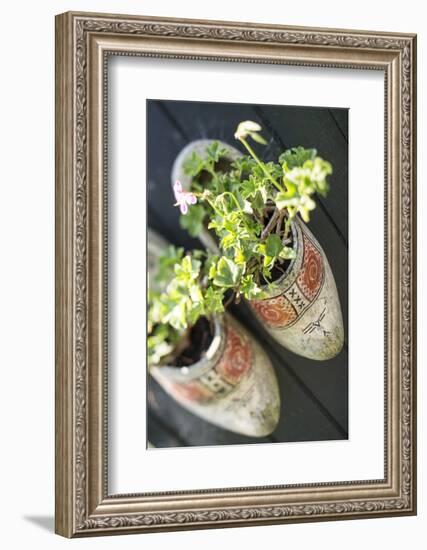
top-left (173, 180), bottom-right (197, 215)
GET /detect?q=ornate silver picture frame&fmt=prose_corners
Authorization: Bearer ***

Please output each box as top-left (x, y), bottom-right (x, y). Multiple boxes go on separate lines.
top-left (55, 11), bottom-right (417, 537)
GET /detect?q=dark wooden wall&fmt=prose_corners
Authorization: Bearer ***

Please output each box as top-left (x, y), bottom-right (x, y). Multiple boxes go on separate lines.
top-left (147, 99), bottom-right (348, 447)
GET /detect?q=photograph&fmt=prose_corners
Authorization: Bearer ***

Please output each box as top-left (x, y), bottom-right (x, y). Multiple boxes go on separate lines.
top-left (147, 99), bottom-right (348, 448)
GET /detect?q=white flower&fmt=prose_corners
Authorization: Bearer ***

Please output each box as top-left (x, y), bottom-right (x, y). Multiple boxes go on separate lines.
top-left (234, 120), bottom-right (266, 144)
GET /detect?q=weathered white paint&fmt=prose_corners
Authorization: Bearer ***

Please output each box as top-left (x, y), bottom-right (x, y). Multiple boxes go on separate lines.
top-left (250, 219), bottom-right (344, 360)
top-left (151, 315), bottom-right (281, 437)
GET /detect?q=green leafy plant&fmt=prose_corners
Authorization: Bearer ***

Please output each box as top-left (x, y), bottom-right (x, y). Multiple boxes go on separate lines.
top-left (175, 120), bottom-right (333, 301)
top-left (147, 248), bottom-right (225, 367)
top-left (149, 120), bottom-right (333, 367)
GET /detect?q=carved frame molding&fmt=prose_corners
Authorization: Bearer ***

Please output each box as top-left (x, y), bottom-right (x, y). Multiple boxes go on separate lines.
top-left (55, 11), bottom-right (416, 537)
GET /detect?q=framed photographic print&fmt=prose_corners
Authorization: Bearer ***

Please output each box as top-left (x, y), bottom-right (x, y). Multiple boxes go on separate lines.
top-left (55, 11), bottom-right (417, 537)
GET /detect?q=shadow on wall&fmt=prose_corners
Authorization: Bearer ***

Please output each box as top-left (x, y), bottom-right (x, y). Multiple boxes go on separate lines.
top-left (23, 516), bottom-right (54, 533)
